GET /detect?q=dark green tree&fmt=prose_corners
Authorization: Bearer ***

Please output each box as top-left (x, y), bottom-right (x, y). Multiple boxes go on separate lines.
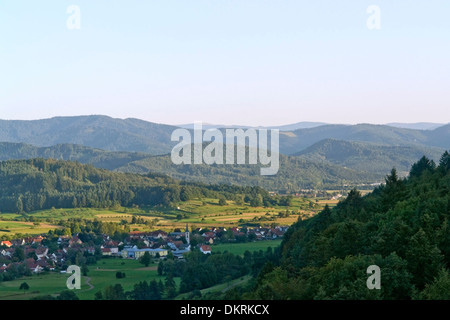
top-left (139, 252), bottom-right (152, 267)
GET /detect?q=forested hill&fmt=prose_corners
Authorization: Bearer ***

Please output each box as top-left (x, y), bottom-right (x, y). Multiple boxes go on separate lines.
top-left (0, 115), bottom-right (177, 155)
top-left (0, 158), bottom-right (269, 213)
top-left (279, 123), bottom-right (450, 154)
top-left (116, 152), bottom-right (382, 191)
top-left (295, 138), bottom-right (444, 175)
top-left (244, 151), bottom-right (450, 300)
top-left (0, 142), bottom-right (148, 170)
top-left (0, 142), bottom-right (383, 191)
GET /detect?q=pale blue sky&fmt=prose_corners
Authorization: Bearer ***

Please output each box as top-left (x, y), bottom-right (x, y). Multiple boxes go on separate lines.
top-left (0, 1), bottom-right (449, 126)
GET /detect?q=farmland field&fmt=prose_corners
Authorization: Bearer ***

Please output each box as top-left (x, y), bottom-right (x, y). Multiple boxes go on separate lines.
top-left (0, 221), bottom-right (61, 237)
top-left (0, 196), bottom-right (323, 236)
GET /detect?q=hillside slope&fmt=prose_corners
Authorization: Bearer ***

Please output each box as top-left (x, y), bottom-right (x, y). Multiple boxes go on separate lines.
top-left (245, 152), bottom-right (450, 300)
top-left (0, 158), bottom-right (266, 213)
top-left (0, 115), bottom-right (177, 155)
top-left (279, 123), bottom-right (450, 154)
top-left (117, 152), bottom-right (383, 191)
top-left (295, 139), bottom-right (445, 174)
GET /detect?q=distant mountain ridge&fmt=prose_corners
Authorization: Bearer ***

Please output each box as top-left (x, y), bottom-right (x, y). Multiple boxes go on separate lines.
top-left (178, 121), bottom-right (448, 131)
top-left (385, 122), bottom-right (446, 130)
top-left (0, 115), bottom-right (178, 155)
top-left (279, 123), bottom-right (450, 155)
top-left (0, 115), bottom-right (449, 157)
top-left (177, 121), bottom-right (329, 131)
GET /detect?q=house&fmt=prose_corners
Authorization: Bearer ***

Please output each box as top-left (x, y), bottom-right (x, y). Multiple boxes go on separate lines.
top-left (202, 231), bottom-right (215, 238)
top-left (69, 236), bottom-right (82, 247)
top-left (36, 259), bottom-right (50, 270)
top-left (101, 248), bottom-right (112, 256)
top-left (0, 249), bottom-right (11, 257)
top-left (0, 241), bottom-right (12, 248)
top-left (168, 240), bottom-right (184, 250)
top-left (200, 245), bottom-right (211, 254)
top-left (167, 242), bottom-right (178, 250)
top-left (121, 246), bottom-right (168, 259)
top-left (25, 258), bottom-right (43, 273)
top-left (12, 239), bottom-right (26, 246)
top-left (101, 246), bottom-right (119, 255)
top-left (32, 235), bottom-right (44, 244)
top-left (57, 236), bottom-right (70, 245)
top-left (102, 240), bottom-right (120, 255)
top-left (35, 247), bottom-right (49, 260)
top-left (148, 230), bottom-right (168, 240)
top-left (172, 248), bottom-right (190, 259)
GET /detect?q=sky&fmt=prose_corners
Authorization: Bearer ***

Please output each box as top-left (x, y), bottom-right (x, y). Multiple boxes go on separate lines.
top-left (0, 0), bottom-right (449, 127)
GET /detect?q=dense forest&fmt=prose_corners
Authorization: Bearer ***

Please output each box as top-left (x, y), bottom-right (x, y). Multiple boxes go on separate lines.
top-left (0, 158), bottom-right (273, 213)
top-left (203, 152), bottom-right (450, 300)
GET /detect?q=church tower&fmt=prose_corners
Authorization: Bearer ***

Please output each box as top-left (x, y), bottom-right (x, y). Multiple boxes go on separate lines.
top-left (185, 224), bottom-right (190, 248)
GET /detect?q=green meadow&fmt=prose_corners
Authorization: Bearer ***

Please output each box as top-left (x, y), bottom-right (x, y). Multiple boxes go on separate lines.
top-left (0, 258), bottom-right (166, 300)
top-left (211, 239), bottom-right (283, 256)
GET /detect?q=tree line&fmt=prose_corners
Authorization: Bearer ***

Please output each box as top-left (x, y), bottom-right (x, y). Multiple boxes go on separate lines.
top-left (0, 158), bottom-right (275, 213)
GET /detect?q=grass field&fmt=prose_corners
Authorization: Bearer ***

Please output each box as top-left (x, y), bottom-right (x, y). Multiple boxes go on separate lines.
top-left (0, 258), bottom-right (165, 300)
top-left (75, 258), bottom-right (167, 300)
top-left (0, 272), bottom-right (70, 300)
top-left (212, 239), bottom-right (283, 256)
top-left (0, 221), bottom-right (62, 237)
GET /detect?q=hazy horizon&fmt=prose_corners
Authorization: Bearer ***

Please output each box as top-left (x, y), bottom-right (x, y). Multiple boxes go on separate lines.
top-left (0, 114), bottom-right (447, 129)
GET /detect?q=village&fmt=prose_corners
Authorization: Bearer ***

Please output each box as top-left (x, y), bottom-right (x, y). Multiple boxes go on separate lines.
top-left (0, 225), bottom-right (288, 275)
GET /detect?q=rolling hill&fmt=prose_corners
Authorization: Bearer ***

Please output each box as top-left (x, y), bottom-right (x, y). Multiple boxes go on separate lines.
top-left (278, 123), bottom-right (441, 155)
top-left (385, 122), bottom-right (446, 130)
top-left (0, 116), bottom-right (449, 157)
top-left (115, 152), bottom-right (383, 191)
top-left (294, 139), bottom-right (445, 175)
top-left (0, 142), bottom-right (383, 191)
top-left (0, 115), bottom-right (178, 155)
top-left (0, 142), bottom-right (148, 171)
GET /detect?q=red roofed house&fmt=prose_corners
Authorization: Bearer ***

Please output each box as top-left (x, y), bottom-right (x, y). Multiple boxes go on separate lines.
top-left (200, 245), bottom-right (211, 254)
top-left (69, 236), bottom-right (82, 247)
top-left (25, 258), bottom-right (43, 273)
top-left (32, 235), bottom-right (44, 244)
top-left (101, 248), bottom-right (112, 256)
top-left (0, 241), bottom-right (12, 248)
